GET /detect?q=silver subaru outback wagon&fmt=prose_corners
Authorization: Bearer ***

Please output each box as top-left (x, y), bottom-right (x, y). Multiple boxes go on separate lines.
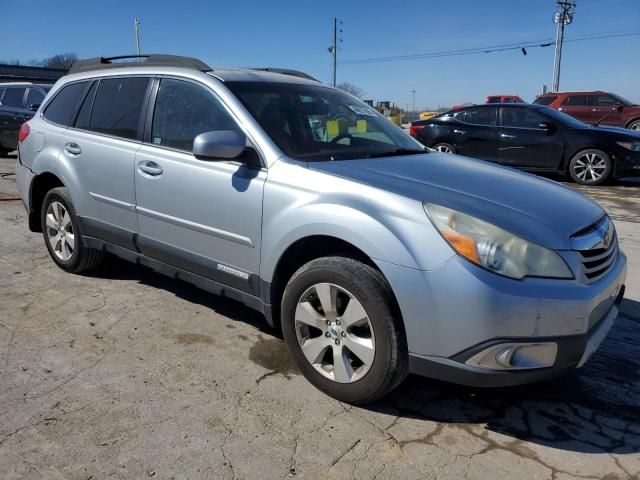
top-left (16, 54), bottom-right (627, 403)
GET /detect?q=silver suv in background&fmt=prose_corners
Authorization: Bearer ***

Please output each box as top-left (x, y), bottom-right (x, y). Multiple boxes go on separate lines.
top-left (16, 55), bottom-right (627, 403)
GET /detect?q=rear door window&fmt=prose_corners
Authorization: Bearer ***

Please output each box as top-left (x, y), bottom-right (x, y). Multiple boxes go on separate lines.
top-left (43, 81), bottom-right (89, 126)
top-left (562, 95), bottom-right (587, 106)
top-left (3, 88), bottom-right (26, 108)
top-left (89, 77), bottom-right (150, 140)
top-left (462, 107), bottom-right (497, 126)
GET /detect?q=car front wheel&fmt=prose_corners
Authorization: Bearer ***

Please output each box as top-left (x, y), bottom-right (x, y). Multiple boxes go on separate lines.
top-left (568, 149), bottom-right (612, 186)
top-left (628, 119), bottom-right (640, 131)
top-left (281, 256), bottom-right (408, 404)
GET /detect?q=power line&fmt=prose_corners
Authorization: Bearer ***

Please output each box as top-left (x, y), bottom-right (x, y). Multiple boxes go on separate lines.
top-left (339, 31), bottom-right (640, 65)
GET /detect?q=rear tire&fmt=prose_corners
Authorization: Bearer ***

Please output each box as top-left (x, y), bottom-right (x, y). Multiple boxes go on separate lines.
top-left (41, 187), bottom-right (104, 273)
top-left (568, 149), bottom-right (611, 186)
top-left (432, 142), bottom-right (456, 154)
top-left (281, 256), bottom-right (408, 404)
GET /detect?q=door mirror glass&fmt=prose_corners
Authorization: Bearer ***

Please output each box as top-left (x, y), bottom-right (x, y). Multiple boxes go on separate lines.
top-left (193, 130), bottom-right (247, 160)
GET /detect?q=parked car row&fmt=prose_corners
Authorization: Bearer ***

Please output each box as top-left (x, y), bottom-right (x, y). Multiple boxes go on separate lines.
top-left (0, 82), bottom-right (51, 155)
top-left (15, 54), bottom-right (627, 403)
top-left (410, 103), bottom-right (640, 185)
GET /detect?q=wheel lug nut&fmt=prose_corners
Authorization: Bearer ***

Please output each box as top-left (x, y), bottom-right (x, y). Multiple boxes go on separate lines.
top-left (335, 339), bottom-right (340, 345)
top-left (341, 332), bottom-right (346, 337)
top-left (326, 320), bottom-right (331, 326)
top-left (335, 320), bottom-right (341, 326)
top-left (325, 332), bottom-right (331, 337)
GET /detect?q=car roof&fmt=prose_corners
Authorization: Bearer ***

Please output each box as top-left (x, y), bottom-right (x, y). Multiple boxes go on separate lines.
top-left (0, 82), bottom-right (51, 88)
top-left (537, 91), bottom-right (607, 97)
top-left (454, 103), bottom-right (542, 111)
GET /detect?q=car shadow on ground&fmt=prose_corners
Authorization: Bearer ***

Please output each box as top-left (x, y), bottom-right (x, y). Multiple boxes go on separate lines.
top-left (85, 256), bottom-right (640, 455)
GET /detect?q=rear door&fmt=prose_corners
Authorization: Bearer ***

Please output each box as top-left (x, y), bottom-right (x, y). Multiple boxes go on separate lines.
top-left (558, 94), bottom-right (591, 123)
top-left (59, 76), bottom-right (151, 248)
top-left (450, 106), bottom-right (499, 162)
top-left (497, 107), bottom-right (564, 169)
top-left (0, 87), bottom-right (27, 150)
top-left (134, 77), bottom-right (266, 294)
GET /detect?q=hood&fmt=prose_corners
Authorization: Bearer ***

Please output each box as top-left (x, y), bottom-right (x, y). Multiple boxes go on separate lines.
top-left (309, 153), bottom-right (604, 250)
top-left (589, 124), bottom-right (640, 139)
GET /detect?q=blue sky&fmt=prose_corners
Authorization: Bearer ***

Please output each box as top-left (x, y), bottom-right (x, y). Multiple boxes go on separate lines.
top-left (2, 0), bottom-right (638, 109)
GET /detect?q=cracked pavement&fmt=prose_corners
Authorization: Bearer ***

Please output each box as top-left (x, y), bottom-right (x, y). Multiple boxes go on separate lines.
top-left (1, 156), bottom-right (639, 479)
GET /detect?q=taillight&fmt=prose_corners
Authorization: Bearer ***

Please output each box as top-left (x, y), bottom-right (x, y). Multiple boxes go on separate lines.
top-left (409, 125), bottom-right (424, 137)
top-left (18, 123), bottom-right (30, 143)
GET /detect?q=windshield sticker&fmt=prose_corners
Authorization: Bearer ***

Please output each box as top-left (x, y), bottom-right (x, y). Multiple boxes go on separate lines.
top-left (347, 105), bottom-right (378, 117)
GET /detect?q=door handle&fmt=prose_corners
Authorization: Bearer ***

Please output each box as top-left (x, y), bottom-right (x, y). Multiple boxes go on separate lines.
top-left (500, 133), bottom-right (516, 139)
top-left (64, 142), bottom-right (81, 156)
top-left (138, 161), bottom-right (163, 176)
top-left (453, 129), bottom-right (466, 135)
top-left (592, 108), bottom-right (600, 112)
top-left (558, 107), bottom-right (565, 111)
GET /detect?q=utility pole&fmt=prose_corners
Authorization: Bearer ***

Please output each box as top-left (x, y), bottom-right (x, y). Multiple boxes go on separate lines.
top-left (328, 18), bottom-right (342, 87)
top-left (134, 18), bottom-right (141, 59)
top-left (411, 89), bottom-right (416, 113)
top-left (552, 1), bottom-right (575, 92)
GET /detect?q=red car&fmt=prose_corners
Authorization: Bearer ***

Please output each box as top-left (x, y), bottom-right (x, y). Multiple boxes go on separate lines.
top-left (534, 91), bottom-right (640, 131)
top-left (485, 95), bottom-right (524, 104)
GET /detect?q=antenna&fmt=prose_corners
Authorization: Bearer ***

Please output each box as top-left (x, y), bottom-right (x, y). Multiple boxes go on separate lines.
top-left (134, 18), bottom-right (141, 61)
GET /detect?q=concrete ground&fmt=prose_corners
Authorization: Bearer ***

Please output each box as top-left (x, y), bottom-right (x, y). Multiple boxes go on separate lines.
top-left (1, 154), bottom-right (639, 480)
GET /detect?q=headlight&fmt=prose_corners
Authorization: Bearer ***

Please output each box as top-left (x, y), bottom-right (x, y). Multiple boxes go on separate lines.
top-left (616, 141), bottom-right (640, 152)
top-left (424, 203), bottom-right (573, 280)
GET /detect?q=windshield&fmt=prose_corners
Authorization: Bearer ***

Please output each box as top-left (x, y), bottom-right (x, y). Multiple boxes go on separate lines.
top-left (541, 106), bottom-right (589, 128)
top-left (226, 81), bottom-right (424, 161)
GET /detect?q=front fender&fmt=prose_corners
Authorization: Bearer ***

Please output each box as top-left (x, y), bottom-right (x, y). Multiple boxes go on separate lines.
top-left (259, 161), bottom-right (454, 282)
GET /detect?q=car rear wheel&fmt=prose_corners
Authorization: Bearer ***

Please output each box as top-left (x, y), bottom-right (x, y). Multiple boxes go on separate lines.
top-left (568, 149), bottom-right (611, 186)
top-left (628, 119), bottom-right (640, 131)
top-left (281, 256), bottom-right (408, 404)
top-left (41, 187), bottom-right (104, 272)
top-left (432, 142), bottom-right (456, 154)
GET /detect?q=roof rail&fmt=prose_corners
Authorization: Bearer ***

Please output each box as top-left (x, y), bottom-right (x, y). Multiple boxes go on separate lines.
top-left (250, 68), bottom-right (320, 82)
top-left (69, 54), bottom-right (211, 74)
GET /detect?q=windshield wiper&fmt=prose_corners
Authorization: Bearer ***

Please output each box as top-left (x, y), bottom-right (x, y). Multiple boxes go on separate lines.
top-left (365, 148), bottom-right (427, 159)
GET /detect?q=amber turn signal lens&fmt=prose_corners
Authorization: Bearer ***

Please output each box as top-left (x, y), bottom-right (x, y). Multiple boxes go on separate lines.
top-left (442, 231), bottom-right (479, 263)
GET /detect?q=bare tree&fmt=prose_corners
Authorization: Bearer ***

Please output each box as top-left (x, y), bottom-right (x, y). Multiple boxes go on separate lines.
top-left (336, 82), bottom-right (363, 99)
top-left (39, 53), bottom-right (78, 70)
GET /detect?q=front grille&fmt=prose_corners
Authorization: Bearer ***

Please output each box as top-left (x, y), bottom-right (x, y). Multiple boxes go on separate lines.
top-left (571, 216), bottom-right (618, 283)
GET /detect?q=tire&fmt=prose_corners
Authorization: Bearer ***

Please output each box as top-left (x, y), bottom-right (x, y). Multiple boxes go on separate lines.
top-left (0, 146), bottom-right (8, 158)
top-left (627, 119), bottom-right (640, 132)
top-left (432, 142), bottom-right (456, 154)
top-left (281, 256), bottom-right (408, 404)
top-left (41, 187), bottom-right (104, 273)
top-left (568, 149), bottom-right (612, 186)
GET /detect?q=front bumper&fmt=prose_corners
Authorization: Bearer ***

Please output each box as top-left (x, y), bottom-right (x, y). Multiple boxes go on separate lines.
top-left (375, 249), bottom-right (627, 387)
top-left (408, 289), bottom-right (622, 387)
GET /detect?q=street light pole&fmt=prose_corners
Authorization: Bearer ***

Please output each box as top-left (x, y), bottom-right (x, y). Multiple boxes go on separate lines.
top-left (411, 89), bottom-right (416, 113)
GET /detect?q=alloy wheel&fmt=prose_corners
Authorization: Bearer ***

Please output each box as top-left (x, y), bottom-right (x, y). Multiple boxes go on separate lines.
top-left (434, 144), bottom-right (453, 153)
top-left (630, 121), bottom-right (640, 131)
top-left (573, 152), bottom-right (607, 183)
top-left (45, 201), bottom-right (75, 261)
top-left (294, 282), bottom-right (375, 383)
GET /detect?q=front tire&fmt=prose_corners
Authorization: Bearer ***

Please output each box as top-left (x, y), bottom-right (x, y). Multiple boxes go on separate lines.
top-left (281, 256), bottom-right (408, 404)
top-left (41, 187), bottom-right (104, 273)
top-left (568, 149), bottom-right (612, 186)
top-left (627, 119), bottom-right (640, 131)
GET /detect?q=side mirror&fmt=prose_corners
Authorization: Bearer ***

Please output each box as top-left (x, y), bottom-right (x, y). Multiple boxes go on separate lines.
top-left (29, 103), bottom-right (41, 112)
top-left (615, 104), bottom-right (623, 113)
top-left (538, 122), bottom-right (555, 133)
top-left (193, 130), bottom-right (246, 160)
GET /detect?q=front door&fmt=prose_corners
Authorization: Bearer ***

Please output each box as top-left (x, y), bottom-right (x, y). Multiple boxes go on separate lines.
top-left (498, 107), bottom-right (564, 169)
top-left (134, 77), bottom-right (266, 295)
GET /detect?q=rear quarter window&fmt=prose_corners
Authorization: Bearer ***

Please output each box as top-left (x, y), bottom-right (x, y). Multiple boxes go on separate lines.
top-left (533, 96), bottom-right (557, 106)
top-left (43, 81), bottom-right (90, 126)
